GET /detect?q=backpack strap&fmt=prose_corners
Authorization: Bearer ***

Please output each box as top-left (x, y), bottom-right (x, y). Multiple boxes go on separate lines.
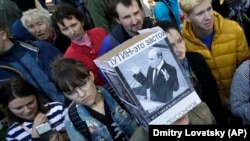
top-left (0, 65), bottom-right (25, 84)
top-left (160, 0), bottom-right (179, 26)
top-left (68, 103), bottom-right (92, 141)
top-left (0, 65), bottom-right (24, 78)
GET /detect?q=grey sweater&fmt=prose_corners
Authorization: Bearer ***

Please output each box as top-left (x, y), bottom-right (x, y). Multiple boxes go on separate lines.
top-left (230, 59), bottom-right (250, 124)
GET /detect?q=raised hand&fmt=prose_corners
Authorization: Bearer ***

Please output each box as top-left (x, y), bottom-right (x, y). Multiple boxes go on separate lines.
top-left (161, 68), bottom-right (169, 81)
top-left (127, 62), bottom-right (141, 74)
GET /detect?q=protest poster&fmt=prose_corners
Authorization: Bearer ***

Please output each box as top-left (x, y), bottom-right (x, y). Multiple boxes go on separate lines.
top-left (94, 28), bottom-right (201, 129)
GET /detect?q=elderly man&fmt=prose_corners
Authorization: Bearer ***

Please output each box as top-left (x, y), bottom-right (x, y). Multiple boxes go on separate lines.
top-left (21, 8), bottom-right (70, 53)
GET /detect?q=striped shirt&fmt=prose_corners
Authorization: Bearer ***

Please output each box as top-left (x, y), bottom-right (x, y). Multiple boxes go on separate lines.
top-left (6, 102), bottom-right (66, 141)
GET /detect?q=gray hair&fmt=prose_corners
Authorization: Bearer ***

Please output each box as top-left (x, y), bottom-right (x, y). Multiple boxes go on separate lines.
top-left (21, 8), bottom-right (51, 30)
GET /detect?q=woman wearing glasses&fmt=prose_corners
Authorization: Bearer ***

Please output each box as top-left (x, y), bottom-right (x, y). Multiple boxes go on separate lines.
top-left (51, 57), bottom-right (138, 141)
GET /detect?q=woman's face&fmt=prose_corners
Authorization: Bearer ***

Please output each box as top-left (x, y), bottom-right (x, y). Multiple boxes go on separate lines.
top-left (8, 95), bottom-right (38, 120)
top-left (63, 72), bottom-right (99, 107)
top-left (57, 16), bottom-right (85, 41)
top-left (165, 28), bottom-right (186, 60)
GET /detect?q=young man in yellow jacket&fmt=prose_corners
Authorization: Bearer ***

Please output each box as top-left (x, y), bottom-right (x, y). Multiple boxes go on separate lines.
top-left (179, 0), bottom-right (250, 124)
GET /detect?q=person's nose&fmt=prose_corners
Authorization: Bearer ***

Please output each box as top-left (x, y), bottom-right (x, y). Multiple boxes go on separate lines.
top-left (23, 106), bottom-right (31, 113)
top-left (76, 88), bottom-right (85, 97)
top-left (68, 27), bottom-right (75, 35)
top-left (175, 44), bottom-right (182, 52)
top-left (34, 25), bottom-right (41, 33)
top-left (130, 16), bottom-right (137, 26)
top-left (204, 11), bottom-right (211, 20)
top-left (149, 60), bottom-right (153, 64)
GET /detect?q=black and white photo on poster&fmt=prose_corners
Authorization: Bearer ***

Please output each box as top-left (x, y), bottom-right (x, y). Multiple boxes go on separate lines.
top-left (102, 70), bottom-right (149, 129)
top-left (114, 39), bottom-right (191, 116)
top-left (102, 70), bottom-right (137, 106)
top-left (94, 29), bottom-right (201, 126)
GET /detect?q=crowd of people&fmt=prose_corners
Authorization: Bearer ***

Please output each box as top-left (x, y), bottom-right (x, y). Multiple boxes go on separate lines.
top-left (0, 0), bottom-right (250, 140)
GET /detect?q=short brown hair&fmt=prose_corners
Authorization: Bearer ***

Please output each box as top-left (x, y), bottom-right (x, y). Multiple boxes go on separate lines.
top-left (51, 2), bottom-right (85, 30)
top-left (0, 21), bottom-right (11, 38)
top-left (110, 0), bottom-right (142, 19)
top-left (51, 57), bottom-right (90, 93)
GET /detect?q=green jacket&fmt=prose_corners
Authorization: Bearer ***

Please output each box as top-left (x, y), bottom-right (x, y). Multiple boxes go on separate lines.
top-left (86, 0), bottom-right (117, 32)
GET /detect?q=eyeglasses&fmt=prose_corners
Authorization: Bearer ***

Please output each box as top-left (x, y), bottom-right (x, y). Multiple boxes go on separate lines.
top-left (63, 78), bottom-right (90, 97)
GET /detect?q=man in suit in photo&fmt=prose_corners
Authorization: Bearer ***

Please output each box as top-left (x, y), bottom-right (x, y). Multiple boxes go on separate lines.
top-left (129, 48), bottom-right (179, 103)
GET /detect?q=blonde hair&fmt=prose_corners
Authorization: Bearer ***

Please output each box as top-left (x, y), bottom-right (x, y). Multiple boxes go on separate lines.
top-left (179, 0), bottom-right (212, 15)
top-left (21, 8), bottom-right (51, 30)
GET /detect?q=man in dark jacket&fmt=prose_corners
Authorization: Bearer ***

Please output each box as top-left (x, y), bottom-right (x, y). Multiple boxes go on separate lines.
top-left (99, 0), bottom-right (153, 56)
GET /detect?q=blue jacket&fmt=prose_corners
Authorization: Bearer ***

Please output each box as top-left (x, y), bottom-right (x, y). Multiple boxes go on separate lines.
top-left (0, 40), bottom-right (69, 105)
top-left (99, 17), bottom-right (153, 56)
top-left (64, 86), bottom-right (138, 141)
top-left (153, 0), bottom-right (181, 29)
top-left (12, 19), bottom-right (35, 41)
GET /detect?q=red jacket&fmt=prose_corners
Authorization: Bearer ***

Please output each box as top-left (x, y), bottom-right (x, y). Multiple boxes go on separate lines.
top-left (64, 28), bottom-right (108, 86)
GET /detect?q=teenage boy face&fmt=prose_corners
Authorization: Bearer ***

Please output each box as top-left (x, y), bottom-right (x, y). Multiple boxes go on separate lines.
top-left (185, 0), bottom-right (214, 33)
top-left (115, 0), bottom-right (144, 36)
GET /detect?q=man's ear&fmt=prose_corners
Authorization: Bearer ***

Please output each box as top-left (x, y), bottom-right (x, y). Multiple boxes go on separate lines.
top-left (81, 20), bottom-right (85, 27)
top-left (89, 71), bottom-right (95, 81)
top-left (183, 13), bottom-right (191, 23)
top-left (115, 18), bottom-right (120, 24)
top-left (0, 31), bottom-right (7, 40)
